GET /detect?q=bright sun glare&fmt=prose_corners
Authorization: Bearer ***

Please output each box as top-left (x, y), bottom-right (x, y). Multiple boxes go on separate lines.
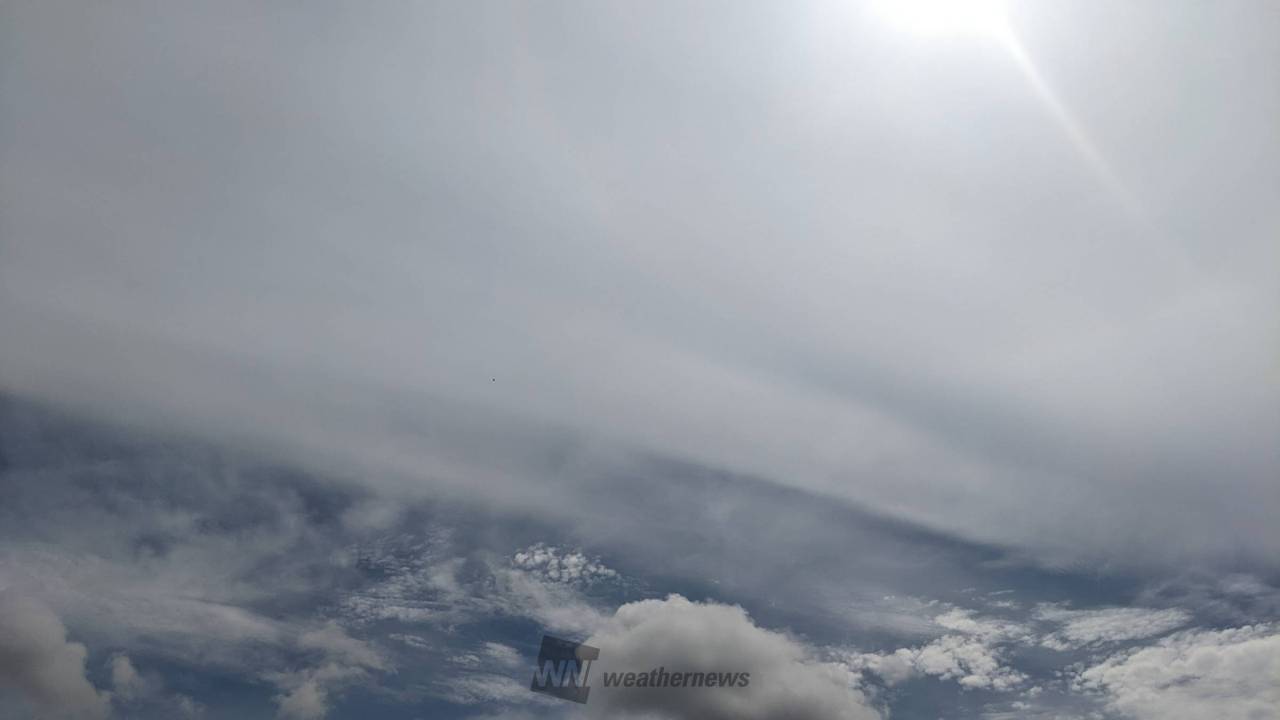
top-left (866, 0), bottom-right (1142, 218)
top-left (870, 0), bottom-right (1010, 38)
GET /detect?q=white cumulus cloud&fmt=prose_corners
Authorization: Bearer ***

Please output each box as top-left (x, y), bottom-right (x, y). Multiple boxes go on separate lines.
top-left (1075, 623), bottom-right (1280, 720)
top-left (585, 594), bottom-right (882, 720)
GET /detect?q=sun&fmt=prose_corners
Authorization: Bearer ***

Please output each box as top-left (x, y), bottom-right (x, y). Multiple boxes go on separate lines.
top-left (869, 0), bottom-right (1010, 38)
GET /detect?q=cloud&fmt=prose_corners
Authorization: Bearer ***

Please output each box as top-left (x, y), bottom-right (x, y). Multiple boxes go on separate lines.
top-left (584, 594), bottom-right (882, 720)
top-left (107, 654), bottom-right (203, 718)
top-left (339, 534), bottom-right (610, 636)
top-left (268, 624), bottom-right (389, 720)
top-left (0, 593), bottom-right (108, 720)
top-left (1075, 624), bottom-right (1280, 720)
top-left (933, 608), bottom-right (1033, 643)
top-left (479, 643), bottom-right (523, 669)
top-left (853, 635), bottom-right (1027, 692)
top-left (108, 654), bottom-right (146, 701)
top-left (1036, 605), bottom-right (1191, 651)
top-left (447, 642), bottom-right (522, 672)
top-left (297, 624), bottom-right (389, 673)
top-left (270, 663), bottom-right (368, 720)
top-left (909, 635), bottom-right (1027, 691)
top-left (849, 606), bottom-right (1032, 692)
top-left (274, 675), bottom-right (330, 720)
top-left (512, 545), bottom-right (618, 586)
top-left (107, 654), bottom-right (166, 708)
top-left (438, 674), bottom-right (553, 707)
top-left (852, 602), bottom-right (1199, 693)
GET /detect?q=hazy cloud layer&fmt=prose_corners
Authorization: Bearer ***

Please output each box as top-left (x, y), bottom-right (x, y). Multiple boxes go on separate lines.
top-left (1, 0), bottom-right (1277, 572)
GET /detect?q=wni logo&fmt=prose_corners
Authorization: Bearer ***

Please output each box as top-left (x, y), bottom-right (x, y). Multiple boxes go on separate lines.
top-left (529, 635), bottom-right (599, 704)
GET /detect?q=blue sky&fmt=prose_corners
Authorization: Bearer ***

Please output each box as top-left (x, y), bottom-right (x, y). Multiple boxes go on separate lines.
top-left (1, 2), bottom-right (1278, 719)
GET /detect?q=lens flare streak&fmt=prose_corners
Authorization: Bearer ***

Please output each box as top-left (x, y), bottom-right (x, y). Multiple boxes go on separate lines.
top-left (994, 26), bottom-right (1144, 220)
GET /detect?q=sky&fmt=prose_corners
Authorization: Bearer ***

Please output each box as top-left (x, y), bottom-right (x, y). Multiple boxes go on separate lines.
top-left (0, 1), bottom-right (1277, 719)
